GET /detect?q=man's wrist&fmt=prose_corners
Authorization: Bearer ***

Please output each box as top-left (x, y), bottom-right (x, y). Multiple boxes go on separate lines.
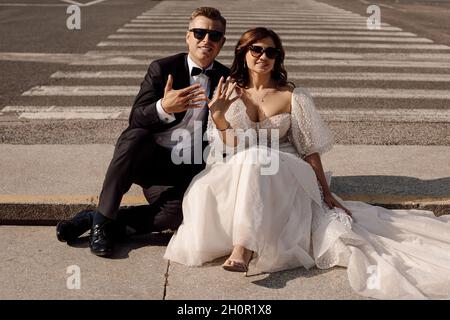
top-left (161, 98), bottom-right (170, 114)
top-left (156, 99), bottom-right (175, 123)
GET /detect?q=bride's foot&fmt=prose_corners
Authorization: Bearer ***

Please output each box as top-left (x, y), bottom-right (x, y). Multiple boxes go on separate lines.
top-left (222, 245), bottom-right (253, 272)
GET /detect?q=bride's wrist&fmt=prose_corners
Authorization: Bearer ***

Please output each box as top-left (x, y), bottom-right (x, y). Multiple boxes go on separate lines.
top-left (216, 121), bottom-right (231, 131)
top-left (212, 116), bottom-right (229, 130)
top-left (322, 189), bottom-right (332, 197)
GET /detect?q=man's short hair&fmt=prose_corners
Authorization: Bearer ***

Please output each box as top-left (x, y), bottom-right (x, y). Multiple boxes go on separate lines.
top-left (189, 7), bottom-right (226, 31)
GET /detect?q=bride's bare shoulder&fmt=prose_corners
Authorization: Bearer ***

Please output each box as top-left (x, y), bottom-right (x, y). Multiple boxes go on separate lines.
top-left (278, 84), bottom-right (295, 93)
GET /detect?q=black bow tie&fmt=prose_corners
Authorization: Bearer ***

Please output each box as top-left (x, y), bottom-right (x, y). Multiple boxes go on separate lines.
top-left (191, 67), bottom-right (216, 78)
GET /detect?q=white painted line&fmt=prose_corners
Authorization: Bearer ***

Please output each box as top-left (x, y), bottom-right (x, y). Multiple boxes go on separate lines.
top-left (321, 108), bottom-right (450, 122)
top-left (118, 26), bottom-right (403, 31)
top-left (20, 112), bottom-right (123, 120)
top-left (5, 106), bottom-right (448, 122)
top-left (140, 12), bottom-right (361, 18)
top-left (0, 3), bottom-right (67, 6)
top-left (230, 59), bottom-right (450, 68)
top-left (116, 29), bottom-right (416, 36)
top-left (360, 0), bottom-right (395, 9)
top-left (70, 54), bottom-right (450, 68)
top-left (22, 86), bottom-right (139, 96)
top-left (124, 22), bottom-right (392, 27)
top-left (2, 105), bottom-right (129, 120)
top-left (309, 88), bottom-right (450, 99)
top-left (20, 86), bottom-right (450, 99)
top-left (289, 72), bottom-right (450, 82)
top-left (71, 58), bottom-right (450, 67)
top-left (108, 34), bottom-right (432, 43)
top-left (49, 71), bottom-right (450, 82)
top-left (285, 59), bottom-right (450, 68)
top-left (70, 57), bottom-right (149, 65)
top-left (60, 0), bottom-right (109, 7)
top-left (47, 71), bottom-right (129, 79)
top-left (96, 41), bottom-right (449, 50)
top-left (136, 13), bottom-right (362, 17)
top-left (2, 106), bottom-right (129, 113)
top-left (86, 50), bottom-right (450, 61)
top-left (133, 17), bottom-right (369, 23)
top-left (50, 71), bottom-right (145, 78)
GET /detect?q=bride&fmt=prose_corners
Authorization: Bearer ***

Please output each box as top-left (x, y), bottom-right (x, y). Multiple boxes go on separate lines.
top-left (164, 27), bottom-right (450, 299)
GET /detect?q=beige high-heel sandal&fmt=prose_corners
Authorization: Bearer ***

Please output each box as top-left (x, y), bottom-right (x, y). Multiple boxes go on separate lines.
top-left (222, 251), bottom-right (254, 273)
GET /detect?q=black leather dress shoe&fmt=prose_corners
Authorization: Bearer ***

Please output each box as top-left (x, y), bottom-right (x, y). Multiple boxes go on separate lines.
top-left (152, 199), bottom-right (183, 232)
top-left (89, 221), bottom-right (114, 257)
top-left (56, 210), bottom-right (95, 242)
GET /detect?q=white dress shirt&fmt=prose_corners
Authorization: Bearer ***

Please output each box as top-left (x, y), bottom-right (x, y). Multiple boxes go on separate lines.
top-left (153, 55), bottom-right (212, 163)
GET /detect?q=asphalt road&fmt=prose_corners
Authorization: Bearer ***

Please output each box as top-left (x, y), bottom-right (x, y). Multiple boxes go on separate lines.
top-left (0, 0), bottom-right (159, 108)
top-left (0, 0), bottom-right (449, 145)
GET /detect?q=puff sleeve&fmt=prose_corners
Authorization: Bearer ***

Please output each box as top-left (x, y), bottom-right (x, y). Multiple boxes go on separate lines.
top-left (288, 87), bottom-right (334, 158)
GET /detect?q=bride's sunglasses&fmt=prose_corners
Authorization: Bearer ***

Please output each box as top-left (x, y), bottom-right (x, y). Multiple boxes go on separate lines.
top-left (248, 45), bottom-right (280, 59)
top-left (189, 28), bottom-right (224, 42)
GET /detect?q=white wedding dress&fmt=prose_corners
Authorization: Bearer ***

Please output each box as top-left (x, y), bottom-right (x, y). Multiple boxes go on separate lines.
top-left (164, 87), bottom-right (450, 300)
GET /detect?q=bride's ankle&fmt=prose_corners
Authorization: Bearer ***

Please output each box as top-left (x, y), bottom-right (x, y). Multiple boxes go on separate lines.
top-left (230, 245), bottom-right (252, 260)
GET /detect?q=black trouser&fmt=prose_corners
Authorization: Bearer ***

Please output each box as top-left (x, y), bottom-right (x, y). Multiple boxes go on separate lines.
top-left (97, 127), bottom-right (205, 229)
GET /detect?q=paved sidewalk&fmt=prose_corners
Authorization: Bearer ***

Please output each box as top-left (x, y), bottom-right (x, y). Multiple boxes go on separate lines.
top-left (0, 225), bottom-right (365, 300)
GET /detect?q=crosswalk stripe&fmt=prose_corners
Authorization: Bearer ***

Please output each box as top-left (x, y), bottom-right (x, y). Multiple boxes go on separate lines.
top-left (310, 88), bottom-right (450, 99)
top-left (108, 34), bottom-right (432, 43)
top-left (320, 108), bottom-right (450, 122)
top-left (1, 106), bottom-right (129, 120)
top-left (50, 71), bottom-right (146, 78)
top-left (70, 57), bottom-right (450, 68)
top-left (2, 106), bottom-right (129, 112)
top-left (22, 86), bottom-right (139, 96)
top-left (290, 72), bottom-right (450, 81)
top-left (124, 22), bottom-right (392, 27)
top-left (135, 14), bottom-right (367, 19)
top-left (140, 13), bottom-right (362, 18)
top-left (49, 71), bottom-right (450, 82)
top-left (132, 17), bottom-right (372, 23)
top-left (118, 26), bottom-right (404, 31)
top-left (96, 41), bottom-right (449, 50)
top-left (4, 106), bottom-right (449, 122)
top-left (115, 30), bottom-right (417, 36)
top-left (86, 50), bottom-right (450, 61)
top-left (21, 86), bottom-right (450, 99)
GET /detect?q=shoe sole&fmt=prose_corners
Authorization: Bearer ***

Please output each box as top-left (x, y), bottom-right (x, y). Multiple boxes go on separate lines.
top-left (90, 248), bottom-right (113, 258)
top-left (56, 221), bottom-right (68, 242)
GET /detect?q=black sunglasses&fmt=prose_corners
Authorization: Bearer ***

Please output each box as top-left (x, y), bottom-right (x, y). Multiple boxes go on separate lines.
top-left (189, 28), bottom-right (224, 42)
top-left (248, 45), bottom-right (280, 59)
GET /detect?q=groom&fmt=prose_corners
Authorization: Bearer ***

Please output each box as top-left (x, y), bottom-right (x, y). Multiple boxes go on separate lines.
top-left (56, 7), bottom-right (229, 257)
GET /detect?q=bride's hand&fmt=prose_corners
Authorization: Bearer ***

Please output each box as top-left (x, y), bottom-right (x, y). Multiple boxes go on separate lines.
top-left (208, 76), bottom-right (241, 120)
top-left (323, 193), bottom-right (352, 217)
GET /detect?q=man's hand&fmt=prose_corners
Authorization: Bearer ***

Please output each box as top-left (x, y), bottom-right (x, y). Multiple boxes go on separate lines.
top-left (161, 74), bottom-right (208, 114)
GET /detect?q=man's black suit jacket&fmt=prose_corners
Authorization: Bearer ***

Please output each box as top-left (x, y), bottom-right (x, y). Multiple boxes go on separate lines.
top-left (128, 53), bottom-right (230, 137)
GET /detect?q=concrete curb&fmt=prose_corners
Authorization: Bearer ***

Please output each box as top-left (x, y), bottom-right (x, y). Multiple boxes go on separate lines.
top-left (1, 194), bottom-right (449, 225)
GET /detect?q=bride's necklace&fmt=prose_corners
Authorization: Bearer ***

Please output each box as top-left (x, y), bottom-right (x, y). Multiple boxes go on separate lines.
top-left (245, 88), bottom-right (274, 103)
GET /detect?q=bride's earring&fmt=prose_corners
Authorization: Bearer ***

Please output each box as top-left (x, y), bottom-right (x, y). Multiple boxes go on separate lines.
top-left (243, 60), bottom-right (247, 69)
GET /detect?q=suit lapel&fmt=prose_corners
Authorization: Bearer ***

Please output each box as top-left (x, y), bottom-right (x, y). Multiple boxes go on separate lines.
top-left (173, 54), bottom-right (191, 122)
top-left (209, 61), bottom-right (222, 99)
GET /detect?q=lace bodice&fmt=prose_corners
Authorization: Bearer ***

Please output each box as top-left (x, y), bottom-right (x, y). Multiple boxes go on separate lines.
top-left (206, 87), bottom-right (334, 158)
